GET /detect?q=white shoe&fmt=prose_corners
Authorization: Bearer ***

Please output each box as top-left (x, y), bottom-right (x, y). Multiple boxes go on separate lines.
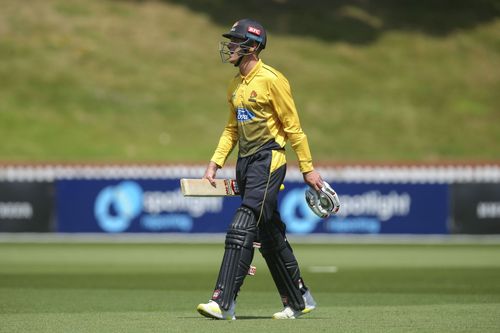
top-left (272, 290), bottom-right (317, 319)
top-left (197, 300), bottom-right (236, 320)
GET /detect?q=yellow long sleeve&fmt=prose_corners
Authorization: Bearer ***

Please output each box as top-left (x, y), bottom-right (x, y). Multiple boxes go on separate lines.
top-left (210, 107), bottom-right (238, 167)
top-left (270, 76), bottom-right (314, 173)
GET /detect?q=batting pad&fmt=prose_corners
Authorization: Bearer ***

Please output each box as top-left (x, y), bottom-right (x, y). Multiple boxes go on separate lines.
top-left (259, 222), bottom-right (306, 311)
top-left (212, 207), bottom-right (257, 311)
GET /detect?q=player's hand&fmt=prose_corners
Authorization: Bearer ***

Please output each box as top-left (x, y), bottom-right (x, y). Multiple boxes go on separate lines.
top-left (303, 170), bottom-right (324, 192)
top-left (203, 161), bottom-right (220, 187)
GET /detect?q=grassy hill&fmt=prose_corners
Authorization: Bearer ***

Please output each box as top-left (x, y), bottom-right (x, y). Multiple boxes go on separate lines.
top-left (0, 0), bottom-right (499, 164)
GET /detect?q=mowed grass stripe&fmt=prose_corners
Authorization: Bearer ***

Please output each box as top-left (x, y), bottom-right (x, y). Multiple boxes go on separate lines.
top-left (0, 243), bottom-right (499, 332)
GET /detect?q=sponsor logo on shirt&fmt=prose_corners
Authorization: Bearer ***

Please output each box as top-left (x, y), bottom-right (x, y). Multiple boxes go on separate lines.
top-left (236, 107), bottom-right (255, 121)
top-left (248, 90), bottom-right (257, 102)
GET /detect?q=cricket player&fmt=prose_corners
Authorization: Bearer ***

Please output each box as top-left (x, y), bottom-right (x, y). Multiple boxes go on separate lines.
top-left (197, 18), bottom-right (324, 320)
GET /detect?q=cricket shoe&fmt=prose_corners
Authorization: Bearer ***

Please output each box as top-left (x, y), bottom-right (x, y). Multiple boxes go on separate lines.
top-left (272, 290), bottom-right (317, 319)
top-left (196, 300), bottom-right (236, 320)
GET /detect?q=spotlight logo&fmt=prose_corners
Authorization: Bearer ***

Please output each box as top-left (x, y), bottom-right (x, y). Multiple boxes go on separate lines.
top-left (280, 187), bottom-right (411, 234)
top-left (94, 181), bottom-right (143, 233)
top-left (280, 187), bottom-right (321, 234)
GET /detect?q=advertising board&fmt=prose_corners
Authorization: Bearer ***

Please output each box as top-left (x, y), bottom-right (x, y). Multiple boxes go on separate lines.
top-left (0, 182), bottom-right (53, 232)
top-left (280, 182), bottom-right (449, 234)
top-left (451, 183), bottom-right (500, 234)
top-left (56, 180), bottom-right (449, 234)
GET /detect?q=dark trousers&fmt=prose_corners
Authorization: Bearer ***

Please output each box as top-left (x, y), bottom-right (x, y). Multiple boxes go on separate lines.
top-left (236, 149), bottom-right (286, 227)
top-left (234, 149), bottom-right (307, 309)
top-left (212, 148), bottom-right (306, 311)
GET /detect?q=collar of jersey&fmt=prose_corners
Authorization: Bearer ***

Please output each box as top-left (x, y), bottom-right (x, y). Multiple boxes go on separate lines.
top-left (240, 59), bottom-right (262, 84)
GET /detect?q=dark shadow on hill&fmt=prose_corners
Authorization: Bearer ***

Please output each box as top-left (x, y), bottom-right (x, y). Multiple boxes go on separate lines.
top-left (126, 0), bottom-right (500, 44)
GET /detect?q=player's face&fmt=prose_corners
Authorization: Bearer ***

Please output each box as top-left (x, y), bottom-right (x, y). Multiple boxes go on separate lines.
top-left (228, 37), bottom-right (246, 64)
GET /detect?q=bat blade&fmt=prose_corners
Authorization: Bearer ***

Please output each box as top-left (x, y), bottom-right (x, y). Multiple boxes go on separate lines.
top-left (180, 178), bottom-right (239, 197)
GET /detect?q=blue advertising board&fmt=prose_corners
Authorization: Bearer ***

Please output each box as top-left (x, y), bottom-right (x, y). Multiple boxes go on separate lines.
top-left (280, 182), bottom-right (449, 234)
top-left (56, 179), bottom-right (240, 233)
top-left (56, 179), bottom-right (449, 234)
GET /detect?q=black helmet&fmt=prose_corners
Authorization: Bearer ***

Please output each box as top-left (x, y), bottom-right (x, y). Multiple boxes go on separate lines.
top-left (222, 18), bottom-right (266, 50)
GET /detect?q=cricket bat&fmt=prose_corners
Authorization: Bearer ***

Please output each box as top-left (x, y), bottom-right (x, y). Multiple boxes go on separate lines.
top-left (180, 178), bottom-right (286, 197)
top-left (180, 178), bottom-right (240, 197)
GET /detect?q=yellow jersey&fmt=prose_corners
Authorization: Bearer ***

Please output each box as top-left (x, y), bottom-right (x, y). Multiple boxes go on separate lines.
top-left (211, 59), bottom-right (314, 173)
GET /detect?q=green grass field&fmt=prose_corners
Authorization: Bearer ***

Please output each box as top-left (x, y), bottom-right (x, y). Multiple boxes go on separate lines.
top-left (1, 242), bottom-right (499, 332)
top-left (0, 1), bottom-right (499, 163)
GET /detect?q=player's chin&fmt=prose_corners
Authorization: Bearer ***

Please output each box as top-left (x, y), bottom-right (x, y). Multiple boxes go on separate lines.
top-left (229, 55), bottom-right (239, 64)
